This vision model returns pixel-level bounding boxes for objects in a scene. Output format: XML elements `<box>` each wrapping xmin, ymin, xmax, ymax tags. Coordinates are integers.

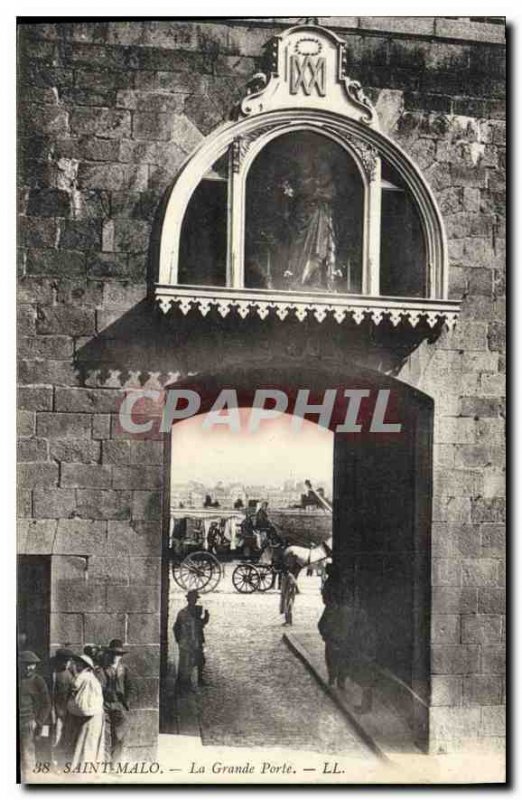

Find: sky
<box><xmin>170</xmin><ymin>409</ymin><xmax>333</xmax><ymax>487</ymax></box>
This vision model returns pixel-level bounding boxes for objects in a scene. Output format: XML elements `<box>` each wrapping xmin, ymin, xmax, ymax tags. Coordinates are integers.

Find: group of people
<box><xmin>318</xmin><ymin>564</ymin><xmax>376</xmax><ymax>712</ymax></box>
<box><xmin>18</xmin><ymin>638</ymin><xmax>136</xmax><ymax>777</ymax></box>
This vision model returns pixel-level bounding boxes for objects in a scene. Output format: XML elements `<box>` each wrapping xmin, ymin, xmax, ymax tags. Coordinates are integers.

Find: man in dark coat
<box><xmin>321</xmin><ymin>562</ymin><xmax>341</xmax><ymax>606</ymax></box>
<box><xmin>318</xmin><ymin>600</ymin><xmax>353</xmax><ymax>689</ymax></box>
<box><xmin>18</xmin><ymin>651</ymin><xmax>51</xmax><ymax>779</ymax></box>
<box><xmin>318</xmin><ymin>582</ymin><xmax>377</xmax><ymax>710</ymax></box>
<box><xmin>97</xmin><ymin>639</ymin><xmax>137</xmax><ymax>762</ymax></box>
<box><xmin>50</xmin><ymin>647</ymin><xmax>74</xmax><ymax>764</ymax></box>
<box><xmin>174</xmin><ymin>590</ymin><xmax>210</xmax><ymax>690</ymax></box>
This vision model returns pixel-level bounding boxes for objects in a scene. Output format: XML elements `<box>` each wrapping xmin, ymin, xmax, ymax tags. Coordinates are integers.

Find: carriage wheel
<box><xmin>173</xmin><ymin>552</ymin><xmax>219</xmax><ymax>593</ymax></box>
<box><xmin>232</xmin><ymin>564</ymin><xmax>260</xmax><ymax>594</ymax></box>
<box><xmin>256</xmin><ymin>565</ymin><xmax>275</xmax><ymax>592</ymax></box>
<box><xmin>200</xmin><ymin>553</ymin><xmax>222</xmax><ymax>593</ymax></box>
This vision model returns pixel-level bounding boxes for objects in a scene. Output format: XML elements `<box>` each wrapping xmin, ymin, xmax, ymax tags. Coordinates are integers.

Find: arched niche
<box><xmin>244</xmin><ymin>129</ymin><xmax>365</xmax><ymax>295</ymax></box>
<box><xmin>156</xmin><ymin>23</ymin><xmax>458</xmax><ymax>330</ymax></box>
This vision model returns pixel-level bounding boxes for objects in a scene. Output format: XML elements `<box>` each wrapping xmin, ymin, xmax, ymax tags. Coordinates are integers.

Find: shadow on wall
<box><xmin>74</xmin><ymin>299</ymin><xmax>440</xmax><ymax>389</ymax></box>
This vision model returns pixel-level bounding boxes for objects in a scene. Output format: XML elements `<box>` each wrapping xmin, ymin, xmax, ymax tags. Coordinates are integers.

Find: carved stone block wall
<box><xmin>17</xmin><ymin>18</ymin><xmax>505</xmax><ymax>756</ymax></box>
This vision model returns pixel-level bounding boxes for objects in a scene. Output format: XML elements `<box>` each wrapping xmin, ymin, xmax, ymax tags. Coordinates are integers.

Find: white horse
<box><xmin>282</xmin><ymin>483</ymin><xmax>333</xmax><ymax>576</ymax></box>
<box><xmin>284</xmin><ymin>539</ymin><xmax>332</xmax><ymax>576</ymax></box>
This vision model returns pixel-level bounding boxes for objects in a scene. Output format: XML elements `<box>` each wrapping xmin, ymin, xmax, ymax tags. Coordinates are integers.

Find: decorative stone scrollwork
<box><xmin>344</xmin><ymin>79</ymin><xmax>376</xmax><ymax>126</ymax></box>
<box><xmin>294</xmin><ymin>305</ymin><xmax>310</xmax><ymax>322</ymax></box>
<box><xmin>236</xmin><ymin>300</ymin><xmax>251</xmax><ymax>319</ymax></box>
<box><xmin>275</xmin><ymin>305</ymin><xmax>290</xmax><ymax>321</ymax></box>
<box><xmin>313</xmin><ymin>306</ymin><xmax>329</xmax><ymax>323</ymax></box>
<box><xmin>158</xmin><ymin>297</ymin><xmax>173</xmax><ymax>314</ymax></box>
<box><xmin>199</xmin><ymin>299</ymin><xmax>212</xmax><ymax>317</ymax></box>
<box><xmin>333</xmin><ymin>307</ymin><xmax>348</xmax><ymax>324</ymax></box>
<box><xmin>444</xmin><ymin>314</ymin><xmax>459</xmax><ymax>331</ymax></box>
<box><xmin>231</xmin><ymin>125</ymin><xmax>283</xmax><ymax>173</ymax></box>
<box><xmin>407</xmin><ymin>311</ymin><xmax>423</xmax><ymax>328</ymax></box>
<box><xmin>231</xmin><ymin>137</ymin><xmax>249</xmax><ymax>173</ymax></box>
<box><xmin>389</xmin><ymin>310</ymin><xmax>403</xmax><ymax>327</ymax></box>
<box><xmin>257</xmin><ymin>302</ymin><xmax>270</xmax><ymax>320</ymax></box>
<box><xmin>235</xmin><ymin>23</ymin><xmax>379</xmax><ymax>128</ymax></box>
<box><xmin>158</xmin><ymin>18</ymin><xmax>457</xmax><ymax>349</ymax></box>
<box><xmin>156</xmin><ymin>290</ymin><xmax>459</xmax><ymax>331</ymax></box>
<box><xmin>217</xmin><ymin>301</ymin><xmax>232</xmax><ymax>318</ymax></box>
<box><xmin>239</xmin><ymin>72</ymin><xmax>269</xmax><ymax>117</ymax></box>
<box><xmin>426</xmin><ymin>312</ymin><xmax>440</xmax><ymax>328</ymax></box>
<box><xmin>349</xmin><ymin>139</ymin><xmax>378</xmax><ymax>181</ymax></box>
<box><xmin>370</xmin><ymin>308</ymin><xmax>385</xmax><ymax>325</ymax></box>
<box><xmin>179</xmin><ymin>298</ymin><xmax>192</xmax><ymax>316</ymax></box>
<box><xmin>326</xmin><ymin>128</ymin><xmax>378</xmax><ymax>180</ymax></box>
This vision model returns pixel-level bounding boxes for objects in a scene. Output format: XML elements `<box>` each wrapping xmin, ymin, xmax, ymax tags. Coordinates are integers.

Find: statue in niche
<box><xmin>285</xmin><ymin>158</ymin><xmax>339</xmax><ymax>291</ymax></box>
<box><xmin>245</xmin><ymin>131</ymin><xmax>362</xmax><ymax>295</ymax></box>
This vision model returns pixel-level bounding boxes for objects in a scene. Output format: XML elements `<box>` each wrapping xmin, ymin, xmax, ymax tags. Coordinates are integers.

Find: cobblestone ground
<box><xmin>169</xmin><ymin>564</ymin><xmax>372</xmax><ymax>755</ymax></box>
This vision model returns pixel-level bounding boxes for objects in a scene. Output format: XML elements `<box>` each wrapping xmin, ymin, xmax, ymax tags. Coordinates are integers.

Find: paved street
<box><xmin>169</xmin><ymin>564</ymin><xmax>374</xmax><ymax>756</ymax></box>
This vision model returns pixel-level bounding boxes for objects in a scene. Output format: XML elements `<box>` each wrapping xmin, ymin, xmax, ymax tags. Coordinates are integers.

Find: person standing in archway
<box><xmin>318</xmin><ymin>596</ymin><xmax>352</xmax><ymax>689</ymax></box>
<box><xmin>280</xmin><ymin>566</ymin><xmax>299</xmax><ymax>626</ymax></box>
<box><xmin>346</xmin><ymin>591</ymin><xmax>377</xmax><ymax>713</ymax></box>
<box><xmin>174</xmin><ymin>590</ymin><xmax>210</xmax><ymax>690</ymax></box>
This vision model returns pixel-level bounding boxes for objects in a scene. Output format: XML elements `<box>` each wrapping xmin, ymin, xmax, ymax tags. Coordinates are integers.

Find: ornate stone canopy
<box><xmin>155</xmin><ymin>22</ymin><xmax>460</xmax><ymax>331</ymax></box>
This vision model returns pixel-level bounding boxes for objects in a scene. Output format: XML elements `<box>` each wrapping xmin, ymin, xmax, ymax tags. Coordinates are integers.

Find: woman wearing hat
<box><xmin>61</xmin><ymin>654</ymin><xmax>105</xmax><ymax>768</ymax></box>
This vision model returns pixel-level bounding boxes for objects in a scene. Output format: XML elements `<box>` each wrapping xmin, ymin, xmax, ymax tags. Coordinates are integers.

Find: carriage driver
<box><xmin>174</xmin><ymin>590</ymin><xmax>210</xmax><ymax>690</ymax></box>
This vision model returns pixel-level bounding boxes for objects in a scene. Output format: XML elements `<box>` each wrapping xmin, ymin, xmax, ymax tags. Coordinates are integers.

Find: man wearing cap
<box><xmin>173</xmin><ymin>590</ymin><xmax>210</xmax><ymax>691</ymax></box>
<box><xmin>18</xmin><ymin>651</ymin><xmax>51</xmax><ymax>778</ymax></box>
<box><xmin>97</xmin><ymin>639</ymin><xmax>136</xmax><ymax>762</ymax></box>
<box><xmin>50</xmin><ymin>647</ymin><xmax>74</xmax><ymax>761</ymax></box>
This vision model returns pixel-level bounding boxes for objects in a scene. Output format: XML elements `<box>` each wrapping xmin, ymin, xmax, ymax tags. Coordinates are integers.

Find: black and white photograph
<box><xmin>15</xmin><ymin>14</ymin><xmax>506</xmax><ymax>785</ymax></box>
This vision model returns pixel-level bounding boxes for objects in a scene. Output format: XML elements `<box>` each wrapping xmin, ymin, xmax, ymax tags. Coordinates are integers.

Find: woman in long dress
<box><xmin>61</xmin><ymin>654</ymin><xmax>105</xmax><ymax>767</ymax></box>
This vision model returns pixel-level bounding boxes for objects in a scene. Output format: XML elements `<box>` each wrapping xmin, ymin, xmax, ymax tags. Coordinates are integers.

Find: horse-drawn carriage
<box><xmin>169</xmin><ymin>491</ymin><xmax>332</xmax><ymax>594</ymax></box>
<box><xmin>169</xmin><ymin>507</ymin><xmax>285</xmax><ymax>594</ymax></box>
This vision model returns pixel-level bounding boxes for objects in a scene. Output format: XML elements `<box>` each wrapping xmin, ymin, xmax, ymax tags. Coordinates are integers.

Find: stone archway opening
<box><xmin>158</xmin><ymin>365</ymin><xmax>433</xmax><ymax>754</ymax></box>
